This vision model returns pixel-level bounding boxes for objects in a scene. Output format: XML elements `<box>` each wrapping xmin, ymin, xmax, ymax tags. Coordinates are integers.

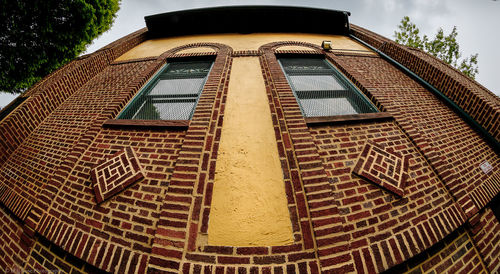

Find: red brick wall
<box><xmin>351</xmin><ymin>24</ymin><xmax>500</xmax><ymax>142</ymax></box>
<box><xmin>324</xmin><ymin>51</ymin><xmax>499</xmax><ymax>219</ymax></box>
<box><xmin>258</xmin><ymin>41</ymin><xmax>478</xmax><ymax>272</ymax></box>
<box><xmin>0</xmin><ymin>206</ymin><xmax>31</xmax><ymax>272</ymax></box>
<box><xmin>0</xmin><ymin>29</ymin><xmax>147</xmax><ymax>168</ymax></box>
<box><xmin>309</xmin><ymin>119</ymin><xmax>466</xmax><ymax>272</ymax></box>
<box><xmin>0</xmin><ymin>28</ymin><xmax>148</xmax><ymax>223</ymax></box>
<box><xmin>0</xmin><ymin>52</ymin><xmax>110</xmax><ymax>167</ymax></box>
<box><xmin>24</xmin><ymin>236</ymin><xmax>103</xmax><ymax>273</ymax></box>
<box><xmin>386</xmin><ymin>227</ymin><xmax>486</xmax><ymax>273</ymax></box>
<box><xmin>321</xmin><ymin>47</ymin><xmax>499</xmax><ymax>272</ymax></box>
<box><xmin>0</xmin><ymin>60</ymin><xmax>158</xmax><ymax>223</ymax></box>
<box><xmin>94</xmin><ymin>28</ymin><xmax>148</xmax><ymax>61</ymax></box>
<box><xmin>469</xmin><ymin>207</ymin><xmax>500</xmax><ymax>272</ymax></box>
<box><xmin>26</xmin><ymin>59</ymin><xmax>185</xmax><ymax>272</ymax></box>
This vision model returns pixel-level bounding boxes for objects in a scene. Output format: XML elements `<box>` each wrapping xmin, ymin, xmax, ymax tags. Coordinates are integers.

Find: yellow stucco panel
<box><xmin>116</xmin><ymin>33</ymin><xmax>375</xmax><ymax>60</ymax></box>
<box><xmin>207</xmin><ymin>57</ymin><xmax>294</xmax><ymax>246</ymax></box>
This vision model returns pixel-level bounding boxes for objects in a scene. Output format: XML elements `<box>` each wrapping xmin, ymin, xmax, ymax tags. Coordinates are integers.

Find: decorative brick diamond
<box><xmin>91</xmin><ymin>147</ymin><xmax>144</xmax><ymax>203</ymax></box>
<box><xmin>353</xmin><ymin>142</ymin><xmax>409</xmax><ymax>197</ymax></box>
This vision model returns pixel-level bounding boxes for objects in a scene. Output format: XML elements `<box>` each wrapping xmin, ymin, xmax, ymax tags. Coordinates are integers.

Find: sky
<box><xmin>1</xmin><ymin>0</ymin><xmax>499</xmax><ymax>108</ymax></box>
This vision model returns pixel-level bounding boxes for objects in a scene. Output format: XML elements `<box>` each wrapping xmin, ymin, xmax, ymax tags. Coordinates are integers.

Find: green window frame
<box><xmin>118</xmin><ymin>60</ymin><xmax>213</xmax><ymax>121</ymax></box>
<box><xmin>279</xmin><ymin>57</ymin><xmax>377</xmax><ymax>118</ymax></box>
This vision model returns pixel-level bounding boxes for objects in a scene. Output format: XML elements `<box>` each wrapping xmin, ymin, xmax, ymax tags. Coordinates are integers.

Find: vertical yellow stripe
<box><xmin>207</xmin><ymin>57</ymin><xmax>293</xmax><ymax>246</ymax></box>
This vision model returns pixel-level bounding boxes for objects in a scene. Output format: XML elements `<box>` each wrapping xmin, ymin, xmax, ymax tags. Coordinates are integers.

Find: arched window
<box><xmin>279</xmin><ymin>57</ymin><xmax>377</xmax><ymax>117</ymax></box>
<box><xmin>118</xmin><ymin>59</ymin><xmax>213</xmax><ymax>121</ymax></box>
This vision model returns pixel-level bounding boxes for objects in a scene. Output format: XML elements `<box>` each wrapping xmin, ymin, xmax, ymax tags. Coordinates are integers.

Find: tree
<box><xmin>394</xmin><ymin>16</ymin><xmax>478</xmax><ymax>79</ymax></box>
<box><xmin>0</xmin><ymin>0</ymin><xmax>120</xmax><ymax>94</ymax></box>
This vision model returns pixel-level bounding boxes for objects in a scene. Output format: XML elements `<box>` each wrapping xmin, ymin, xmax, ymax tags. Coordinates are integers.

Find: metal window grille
<box><xmin>118</xmin><ymin>61</ymin><xmax>213</xmax><ymax>120</ymax></box>
<box><xmin>279</xmin><ymin>58</ymin><xmax>378</xmax><ymax>117</ymax></box>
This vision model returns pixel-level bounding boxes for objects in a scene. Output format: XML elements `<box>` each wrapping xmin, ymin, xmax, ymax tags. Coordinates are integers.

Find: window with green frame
<box><xmin>118</xmin><ymin>60</ymin><xmax>213</xmax><ymax>121</ymax></box>
<box><xmin>279</xmin><ymin>57</ymin><xmax>377</xmax><ymax>117</ymax></box>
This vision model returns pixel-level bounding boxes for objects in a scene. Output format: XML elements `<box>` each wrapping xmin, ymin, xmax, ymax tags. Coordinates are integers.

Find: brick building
<box><xmin>0</xmin><ymin>6</ymin><xmax>499</xmax><ymax>273</ymax></box>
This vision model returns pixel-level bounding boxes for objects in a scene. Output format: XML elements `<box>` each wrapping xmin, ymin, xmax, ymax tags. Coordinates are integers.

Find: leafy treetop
<box><xmin>394</xmin><ymin>16</ymin><xmax>478</xmax><ymax>79</ymax></box>
<box><xmin>0</xmin><ymin>0</ymin><xmax>120</xmax><ymax>94</ymax></box>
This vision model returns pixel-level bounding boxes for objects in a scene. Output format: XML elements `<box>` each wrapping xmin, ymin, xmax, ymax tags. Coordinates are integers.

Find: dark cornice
<box><xmin>145</xmin><ymin>6</ymin><xmax>351</xmax><ymax>38</ymax></box>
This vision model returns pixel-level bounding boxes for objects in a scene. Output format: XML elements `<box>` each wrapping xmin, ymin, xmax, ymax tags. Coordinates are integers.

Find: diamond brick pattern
<box><xmin>91</xmin><ymin>147</ymin><xmax>144</xmax><ymax>203</ymax></box>
<box><xmin>353</xmin><ymin>142</ymin><xmax>408</xmax><ymax>196</ymax></box>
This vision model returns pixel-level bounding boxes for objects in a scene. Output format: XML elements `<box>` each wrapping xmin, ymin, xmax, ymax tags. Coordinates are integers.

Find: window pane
<box><xmin>300</xmin><ymin>98</ymin><xmax>358</xmax><ymax>117</ymax></box>
<box><xmin>162</xmin><ymin>61</ymin><xmax>212</xmax><ymax>79</ymax></box>
<box><xmin>148</xmin><ymin>78</ymin><xmax>205</xmax><ymax>96</ymax></box>
<box><xmin>279</xmin><ymin>58</ymin><xmax>377</xmax><ymax>118</ymax></box>
<box><xmin>280</xmin><ymin>58</ymin><xmax>331</xmax><ymax>75</ymax></box>
<box><xmin>289</xmin><ymin>75</ymin><xmax>344</xmax><ymax>91</ymax></box>
<box><xmin>134</xmin><ymin>99</ymin><xmax>196</xmax><ymax>120</ymax></box>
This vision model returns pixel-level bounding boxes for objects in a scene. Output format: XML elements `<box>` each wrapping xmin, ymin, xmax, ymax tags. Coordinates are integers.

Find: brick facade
<box><xmin>0</xmin><ymin>19</ymin><xmax>499</xmax><ymax>274</ymax></box>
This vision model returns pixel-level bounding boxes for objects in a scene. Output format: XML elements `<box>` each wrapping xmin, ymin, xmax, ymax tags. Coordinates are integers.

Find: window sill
<box><xmin>103</xmin><ymin>119</ymin><xmax>190</xmax><ymax>129</ymax></box>
<box><xmin>305</xmin><ymin>112</ymin><xmax>393</xmax><ymax>125</ymax></box>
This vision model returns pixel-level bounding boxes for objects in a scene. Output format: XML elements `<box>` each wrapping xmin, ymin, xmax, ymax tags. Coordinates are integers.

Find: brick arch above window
<box><xmin>173</xmin><ymin>47</ymin><xmax>217</xmax><ymax>55</ymax></box>
<box><xmin>159</xmin><ymin>42</ymin><xmax>232</xmax><ymax>59</ymax></box>
<box><xmin>259</xmin><ymin>40</ymin><xmax>323</xmax><ymax>52</ymax></box>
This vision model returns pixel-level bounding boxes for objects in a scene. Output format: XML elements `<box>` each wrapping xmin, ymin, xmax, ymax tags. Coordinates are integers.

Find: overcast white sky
<box><xmin>1</xmin><ymin>0</ymin><xmax>499</xmax><ymax>108</ymax></box>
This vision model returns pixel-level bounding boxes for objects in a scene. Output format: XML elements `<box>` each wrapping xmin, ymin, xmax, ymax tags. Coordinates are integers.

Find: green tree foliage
<box><xmin>394</xmin><ymin>16</ymin><xmax>478</xmax><ymax>79</ymax></box>
<box><xmin>0</xmin><ymin>0</ymin><xmax>120</xmax><ymax>94</ymax></box>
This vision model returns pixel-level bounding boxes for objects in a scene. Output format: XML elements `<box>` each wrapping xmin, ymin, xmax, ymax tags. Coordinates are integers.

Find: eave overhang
<box><xmin>145</xmin><ymin>6</ymin><xmax>351</xmax><ymax>38</ymax></box>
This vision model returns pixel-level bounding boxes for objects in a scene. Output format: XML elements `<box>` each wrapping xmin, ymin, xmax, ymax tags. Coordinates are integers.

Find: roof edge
<box><xmin>145</xmin><ymin>6</ymin><xmax>351</xmax><ymax>38</ymax></box>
